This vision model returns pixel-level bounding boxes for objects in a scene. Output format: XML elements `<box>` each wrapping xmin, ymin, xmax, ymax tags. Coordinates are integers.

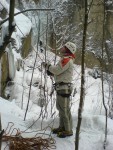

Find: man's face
<box><xmin>60</xmin><ymin>46</ymin><xmax>67</xmax><ymax>55</ymax></box>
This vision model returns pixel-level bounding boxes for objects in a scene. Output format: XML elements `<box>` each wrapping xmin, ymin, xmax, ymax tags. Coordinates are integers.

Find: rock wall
<box><xmin>0</xmin><ymin>30</ymin><xmax>32</xmax><ymax>97</ymax></box>
<box><xmin>0</xmin><ymin>1</ymin><xmax>32</xmax><ymax>98</ymax></box>
<box><xmin>21</xmin><ymin>29</ymin><xmax>32</xmax><ymax>58</ymax></box>
<box><xmin>74</xmin><ymin>50</ymin><xmax>100</xmax><ymax>68</ymax></box>
<box><xmin>1</xmin><ymin>53</ymin><xmax>9</xmax><ymax>97</ymax></box>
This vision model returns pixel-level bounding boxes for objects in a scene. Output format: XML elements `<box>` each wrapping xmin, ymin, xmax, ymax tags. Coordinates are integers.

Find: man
<box><xmin>42</xmin><ymin>42</ymin><xmax>76</xmax><ymax>138</ymax></box>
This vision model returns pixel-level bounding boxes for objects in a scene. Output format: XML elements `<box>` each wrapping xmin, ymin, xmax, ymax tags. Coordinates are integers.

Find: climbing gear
<box><xmin>57</xmin><ymin>130</ymin><xmax>73</xmax><ymax>138</ymax></box>
<box><xmin>53</xmin><ymin>82</ymin><xmax>72</xmax><ymax>97</ymax></box>
<box><xmin>3</xmin><ymin>122</ymin><xmax>56</xmax><ymax>150</ymax></box>
<box><xmin>57</xmin><ymin>89</ymin><xmax>72</xmax><ymax>97</ymax></box>
<box><xmin>54</xmin><ymin>82</ymin><xmax>72</xmax><ymax>87</ymax></box>
<box><xmin>52</xmin><ymin>127</ymin><xmax>65</xmax><ymax>134</ymax></box>
<box><xmin>65</xmin><ymin>42</ymin><xmax>76</xmax><ymax>54</ymax></box>
<box><xmin>53</xmin><ymin>82</ymin><xmax>72</xmax><ymax>89</ymax></box>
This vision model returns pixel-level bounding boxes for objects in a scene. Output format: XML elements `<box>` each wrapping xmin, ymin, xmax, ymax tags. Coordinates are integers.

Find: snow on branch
<box><xmin>0</xmin><ymin>8</ymin><xmax>55</xmax><ymax>26</ymax></box>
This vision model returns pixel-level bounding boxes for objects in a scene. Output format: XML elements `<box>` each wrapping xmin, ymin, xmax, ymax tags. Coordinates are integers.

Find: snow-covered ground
<box><xmin>0</xmin><ymin>50</ymin><xmax>113</xmax><ymax>150</ymax></box>
<box><xmin>0</xmin><ymin>0</ymin><xmax>113</xmax><ymax>149</ymax></box>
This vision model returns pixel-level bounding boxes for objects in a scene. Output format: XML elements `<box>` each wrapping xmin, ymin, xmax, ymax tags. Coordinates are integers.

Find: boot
<box><xmin>57</xmin><ymin>130</ymin><xmax>73</xmax><ymax>138</ymax></box>
<box><xmin>52</xmin><ymin>127</ymin><xmax>65</xmax><ymax>134</ymax></box>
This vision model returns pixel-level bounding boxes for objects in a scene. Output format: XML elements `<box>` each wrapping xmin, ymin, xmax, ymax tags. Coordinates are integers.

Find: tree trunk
<box><xmin>101</xmin><ymin>1</ymin><xmax>108</xmax><ymax>149</ymax></box>
<box><xmin>0</xmin><ymin>0</ymin><xmax>15</xmax><ymax>59</ymax></box>
<box><xmin>75</xmin><ymin>0</ymin><xmax>88</xmax><ymax>150</ymax></box>
<box><xmin>0</xmin><ymin>114</ymin><xmax>1</xmax><ymax>150</ymax></box>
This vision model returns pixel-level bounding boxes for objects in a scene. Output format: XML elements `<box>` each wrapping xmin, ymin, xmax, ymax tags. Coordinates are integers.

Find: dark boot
<box><xmin>52</xmin><ymin>127</ymin><xmax>65</xmax><ymax>134</ymax></box>
<box><xmin>57</xmin><ymin>130</ymin><xmax>73</xmax><ymax>138</ymax></box>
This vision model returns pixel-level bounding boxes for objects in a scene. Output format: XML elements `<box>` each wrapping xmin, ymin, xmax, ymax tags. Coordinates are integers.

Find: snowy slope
<box><xmin>0</xmin><ymin>50</ymin><xmax>113</xmax><ymax>150</ymax></box>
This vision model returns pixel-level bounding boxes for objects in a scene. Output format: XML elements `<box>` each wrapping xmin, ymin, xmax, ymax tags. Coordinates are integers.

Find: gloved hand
<box><xmin>47</xmin><ymin>70</ymin><xmax>53</xmax><ymax>76</ymax></box>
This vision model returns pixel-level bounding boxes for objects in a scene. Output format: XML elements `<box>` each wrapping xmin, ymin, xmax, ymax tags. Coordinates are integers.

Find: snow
<box><xmin>0</xmin><ymin>0</ymin><xmax>113</xmax><ymax>150</ymax></box>
<box><xmin>13</xmin><ymin>9</ymin><xmax>32</xmax><ymax>37</ymax></box>
<box><xmin>12</xmin><ymin>8</ymin><xmax>32</xmax><ymax>50</ymax></box>
<box><xmin>0</xmin><ymin>0</ymin><xmax>9</xmax><ymax>12</ymax></box>
<box><xmin>0</xmin><ymin>0</ymin><xmax>32</xmax><ymax>49</ymax></box>
<box><xmin>106</xmin><ymin>0</ymin><xmax>113</xmax><ymax>5</ymax></box>
<box><xmin>0</xmin><ymin>50</ymin><xmax>113</xmax><ymax>150</ymax></box>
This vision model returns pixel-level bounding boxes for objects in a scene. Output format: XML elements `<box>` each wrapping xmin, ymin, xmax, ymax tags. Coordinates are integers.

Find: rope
<box><xmin>2</xmin><ymin>122</ymin><xmax>56</xmax><ymax>150</ymax></box>
<box><xmin>3</xmin><ymin>136</ymin><xmax>56</xmax><ymax>150</ymax></box>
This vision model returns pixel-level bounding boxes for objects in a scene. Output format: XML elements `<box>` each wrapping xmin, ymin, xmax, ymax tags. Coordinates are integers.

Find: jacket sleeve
<box><xmin>48</xmin><ymin>60</ymin><xmax>70</xmax><ymax>75</ymax></box>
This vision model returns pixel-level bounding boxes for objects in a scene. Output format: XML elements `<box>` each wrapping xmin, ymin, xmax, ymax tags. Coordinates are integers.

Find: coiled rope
<box><xmin>3</xmin><ymin>136</ymin><xmax>56</xmax><ymax>150</ymax></box>
<box><xmin>2</xmin><ymin>122</ymin><xmax>56</xmax><ymax>150</ymax></box>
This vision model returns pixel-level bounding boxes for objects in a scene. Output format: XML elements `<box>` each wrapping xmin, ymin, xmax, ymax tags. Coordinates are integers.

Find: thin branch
<box><xmin>0</xmin><ymin>8</ymin><xmax>55</xmax><ymax>26</ymax></box>
<box><xmin>24</xmin><ymin>8</ymin><xmax>42</xmax><ymax>121</ymax></box>
<box><xmin>101</xmin><ymin>1</ymin><xmax>108</xmax><ymax>149</ymax></box>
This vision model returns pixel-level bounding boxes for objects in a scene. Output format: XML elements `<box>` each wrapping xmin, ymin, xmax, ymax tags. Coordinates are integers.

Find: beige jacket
<box><xmin>47</xmin><ymin>56</ymin><xmax>74</xmax><ymax>90</ymax></box>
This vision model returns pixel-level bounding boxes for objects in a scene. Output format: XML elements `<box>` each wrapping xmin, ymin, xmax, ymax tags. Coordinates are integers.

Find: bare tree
<box><xmin>0</xmin><ymin>0</ymin><xmax>15</xmax><ymax>59</ymax></box>
<box><xmin>0</xmin><ymin>0</ymin><xmax>15</xmax><ymax>147</ymax></box>
<box><xmin>75</xmin><ymin>0</ymin><xmax>88</xmax><ymax>149</ymax></box>
<box><xmin>101</xmin><ymin>0</ymin><xmax>108</xmax><ymax>149</ymax></box>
